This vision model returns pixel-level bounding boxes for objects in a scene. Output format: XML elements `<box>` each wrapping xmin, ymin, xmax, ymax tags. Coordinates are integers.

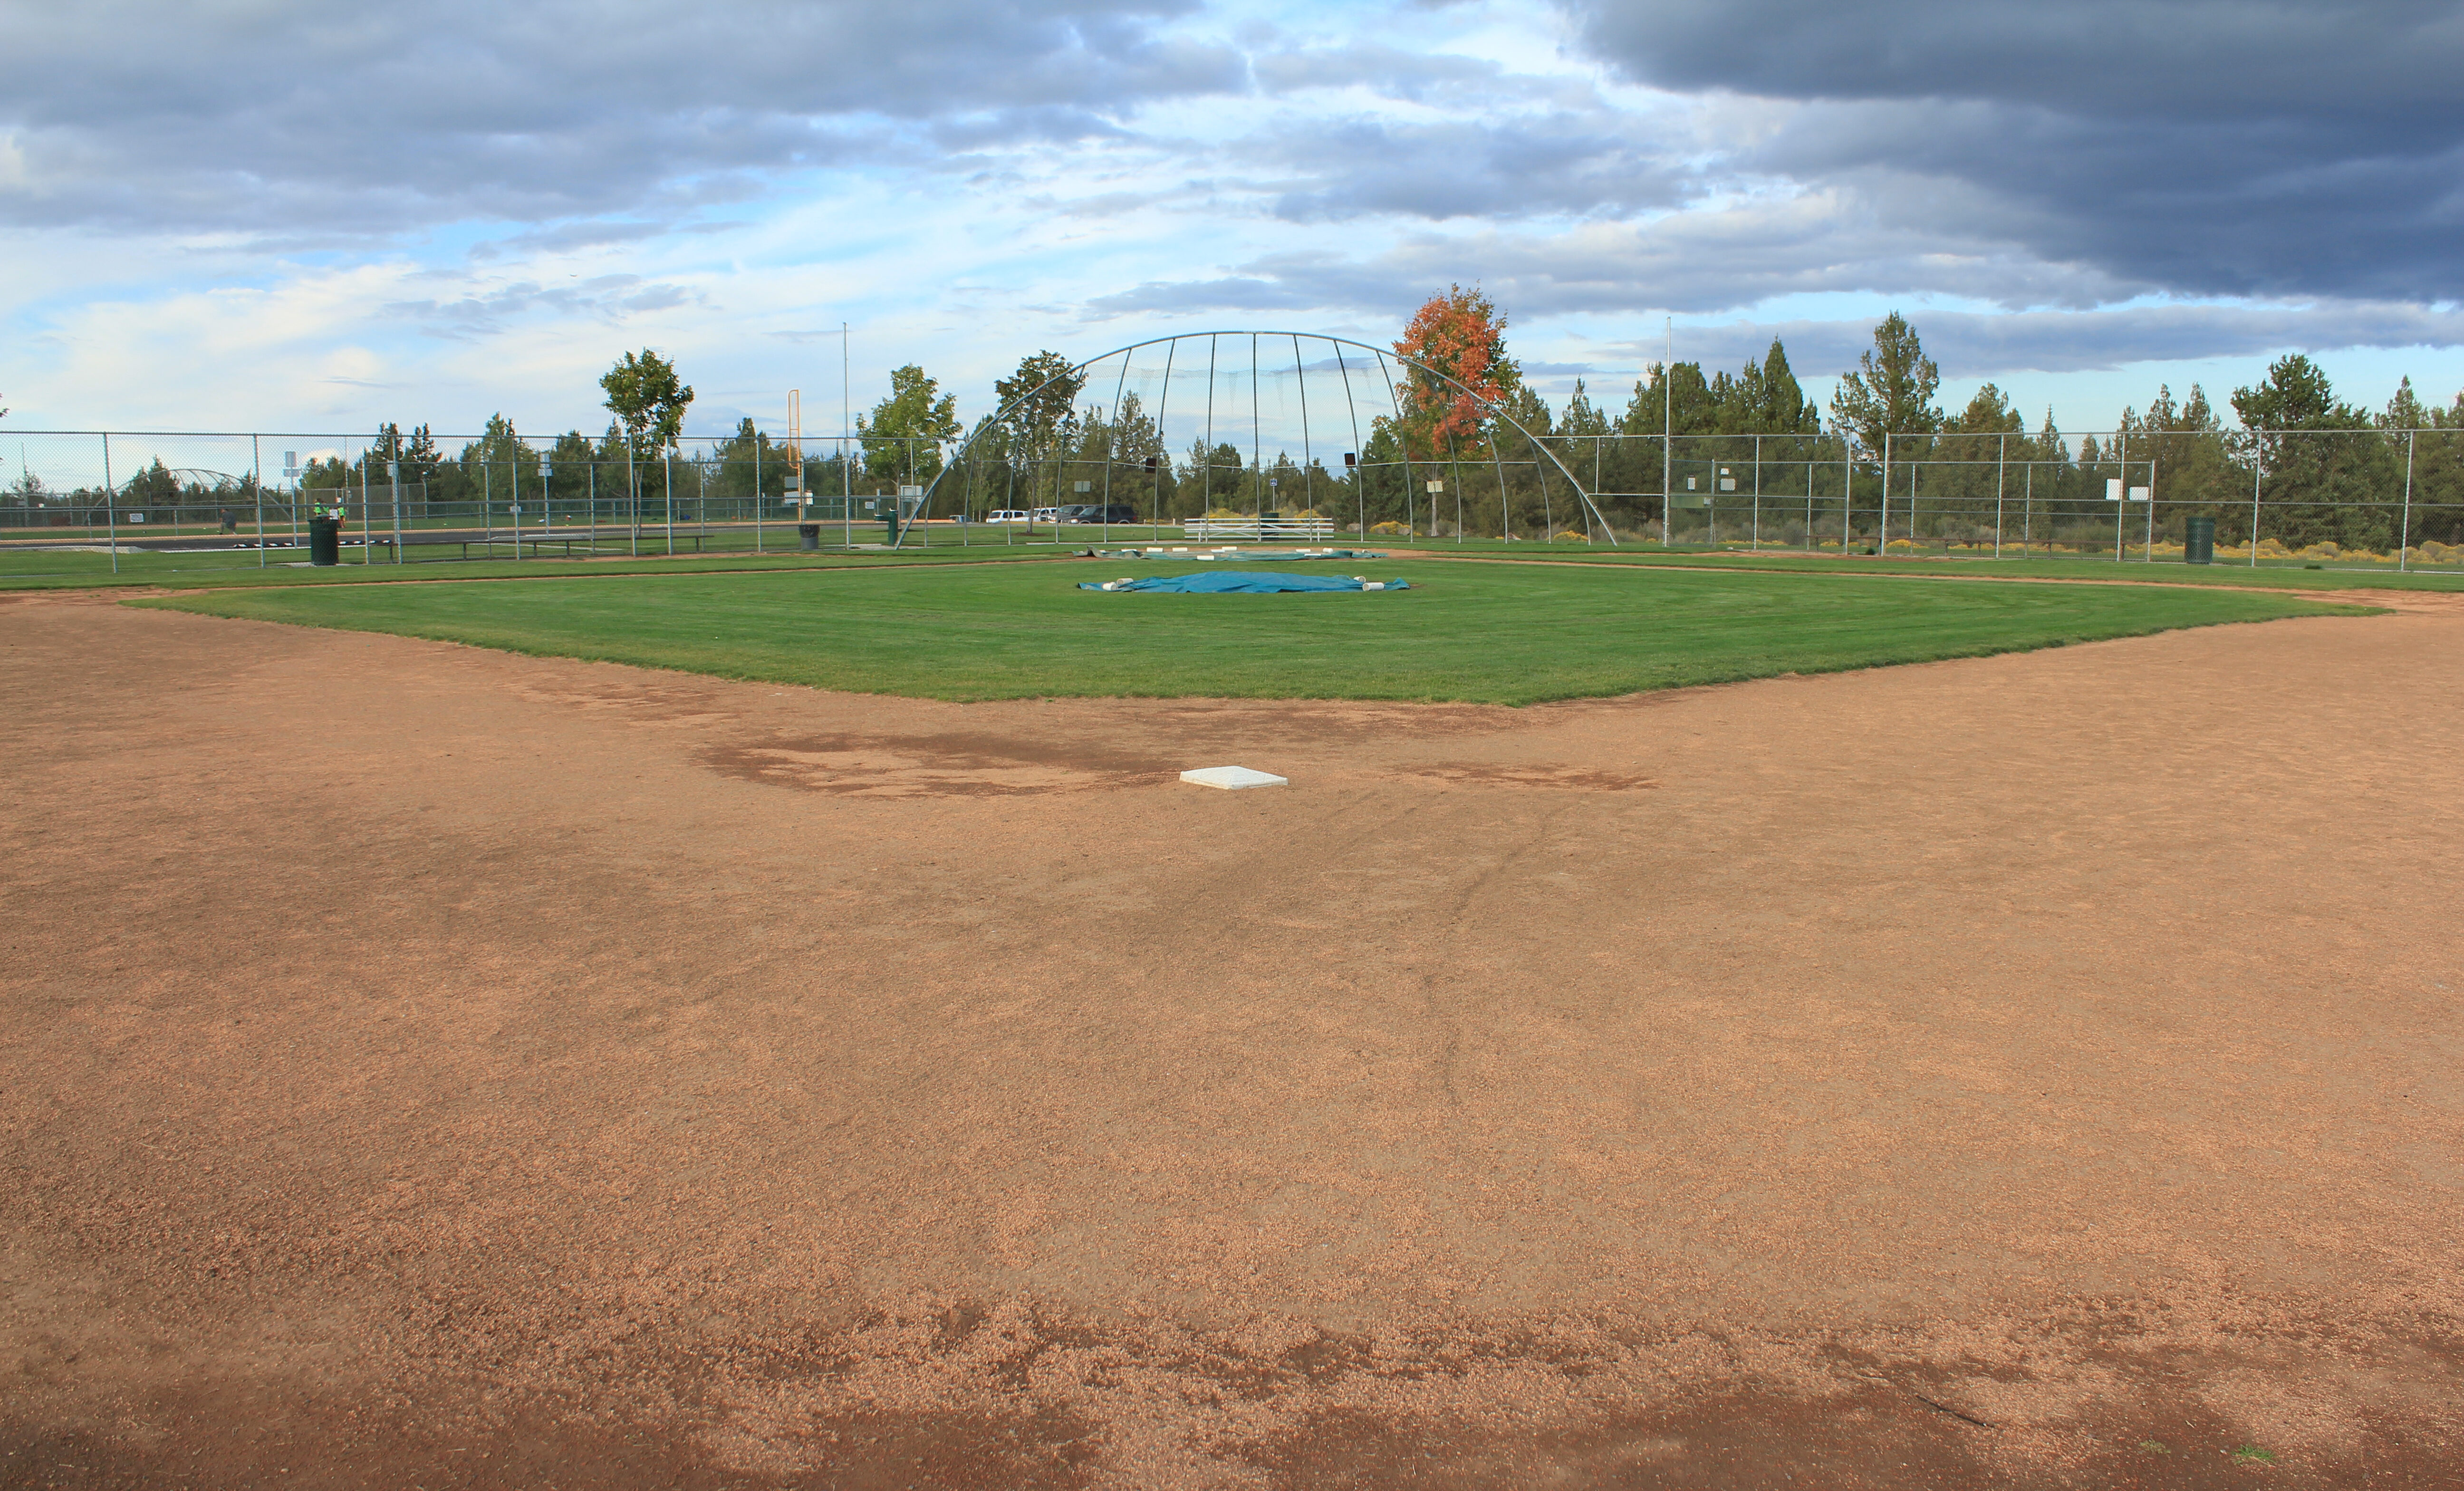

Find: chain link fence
<box><xmin>8</xmin><ymin>425</ymin><xmax>2459</xmax><ymax>572</ymax></box>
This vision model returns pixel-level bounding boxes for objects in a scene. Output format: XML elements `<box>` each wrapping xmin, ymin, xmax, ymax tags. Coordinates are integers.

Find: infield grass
<box><xmin>143</xmin><ymin>559</ymin><xmax>2368</xmax><ymax>705</ymax></box>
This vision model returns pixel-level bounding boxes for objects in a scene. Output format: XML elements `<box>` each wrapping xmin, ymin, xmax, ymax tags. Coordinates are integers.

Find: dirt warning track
<box><xmin>2</xmin><ymin>593</ymin><xmax>2458</xmax><ymax>1488</ymax></box>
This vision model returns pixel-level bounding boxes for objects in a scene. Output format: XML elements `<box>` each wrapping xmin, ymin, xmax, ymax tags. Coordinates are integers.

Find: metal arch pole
<box><xmin>1250</xmin><ymin>332</ymin><xmax>1262</xmax><ymax>524</ymax></box>
<box><xmin>1482</xmin><ymin>397</ymin><xmax>1513</xmax><ymax>543</ymax></box>
<box><xmin>1153</xmin><ymin>338</ymin><xmax>1175</xmax><ymax>540</ymax></box>
<box><xmin>2400</xmin><ymin>428</ymin><xmax>2416</xmax><ymax>572</ymax></box>
<box><xmin>1204</xmin><ymin>334</ymin><xmax>1218</xmax><ymax>522</ymax></box>
<box><xmin>1373</xmin><ymin>350</ymin><xmax>1416</xmax><ymax>542</ymax></box>
<box><xmin>1291</xmin><ymin>334</ymin><xmax>1315</xmax><ymax>528</ymax></box>
<box><xmin>1103</xmin><ymin>349</ymin><xmax>1131</xmax><ymax>545</ymax></box>
<box><xmin>1332</xmin><ymin>340</ymin><xmax>1366</xmax><ymax>540</ymax></box>
<box><xmin>1439</xmin><ymin>424</ymin><xmax>1458</xmax><ymax>540</ymax></box>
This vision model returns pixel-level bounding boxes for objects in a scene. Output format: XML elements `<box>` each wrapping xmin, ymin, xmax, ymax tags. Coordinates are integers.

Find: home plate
<box><xmin>1180</xmin><ymin>765</ymin><xmax>1288</xmax><ymax>790</ymax></box>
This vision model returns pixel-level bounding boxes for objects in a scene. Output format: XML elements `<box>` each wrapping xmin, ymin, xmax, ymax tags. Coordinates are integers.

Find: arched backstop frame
<box><xmin>902</xmin><ymin>331</ymin><xmax>1619</xmax><ymax>548</ymax></box>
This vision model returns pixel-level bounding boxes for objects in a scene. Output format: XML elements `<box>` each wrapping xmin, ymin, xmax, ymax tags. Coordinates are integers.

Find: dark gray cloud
<box><xmin>1253</xmin><ymin>117</ymin><xmax>1686</xmax><ymax>222</ymax></box>
<box><xmin>1558</xmin><ymin>0</ymin><xmax>2464</xmax><ymax>301</ymax></box>
<box><xmin>1578</xmin><ymin>302</ymin><xmax>2464</xmax><ymax>387</ymax></box>
<box><xmin>0</xmin><ymin>0</ymin><xmax>1242</xmax><ymax>234</ymax></box>
<box><xmin>1087</xmin><ymin>200</ymin><xmax>2141</xmax><ymax>322</ymax></box>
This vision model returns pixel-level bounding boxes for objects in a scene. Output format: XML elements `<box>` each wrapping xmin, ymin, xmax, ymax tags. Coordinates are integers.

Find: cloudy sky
<box><xmin>6</xmin><ymin>0</ymin><xmax>2462</xmax><ymax>438</ymax></box>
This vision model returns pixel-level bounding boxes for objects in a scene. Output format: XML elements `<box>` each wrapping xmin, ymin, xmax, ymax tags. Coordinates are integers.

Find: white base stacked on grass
<box><xmin>1179</xmin><ymin>766</ymin><xmax>1289</xmax><ymax>790</ymax></box>
<box><xmin>1182</xmin><ymin>518</ymin><xmax>1337</xmax><ymax>541</ymax></box>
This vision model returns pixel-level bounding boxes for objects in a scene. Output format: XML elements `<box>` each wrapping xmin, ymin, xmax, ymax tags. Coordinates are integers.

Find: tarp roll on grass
<box><xmin>1081</xmin><ymin>571</ymin><xmax>1411</xmax><ymax>593</ymax></box>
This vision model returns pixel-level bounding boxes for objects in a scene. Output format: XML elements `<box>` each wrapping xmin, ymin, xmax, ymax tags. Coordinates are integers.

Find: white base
<box><xmin>1180</xmin><ymin>765</ymin><xmax>1288</xmax><ymax>790</ymax></box>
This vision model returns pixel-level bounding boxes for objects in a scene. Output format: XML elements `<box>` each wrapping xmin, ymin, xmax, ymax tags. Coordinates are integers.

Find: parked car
<box><xmin>985</xmin><ymin>509</ymin><xmax>1030</xmax><ymax>523</ymax></box>
<box><xmin>1058</xmin><ymin>504</ymin><xmax>1142</xmax><ymax>523</ymax></box>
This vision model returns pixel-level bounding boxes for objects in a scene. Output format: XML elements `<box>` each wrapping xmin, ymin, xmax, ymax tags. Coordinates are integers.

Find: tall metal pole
<box><xmin>253</xmin><ymin>434</ymin><xmax>265</xmax><ymax>568</ymax></box>
<box><xmin>843</xmin><ymin>323</ymin><xmax>852</xmax><ymax>549</ymax></box>
<box><xmin>510</xmin><ymin>447</ymin><xmax>520</xmax><ymax>558</ymax></box>
<box><xmin>664</xmin><ymin>445</ymin><xmax>676</xmax><ymax>555</ymax></box>
<box><xmin>754</xmin><ymin>427</ymin><xmax>763</xmax><ymax>553</ymax></box>
<box><xmin>1751</xmin><ymin>433</ymin><xmax>1761</xmax><ymax>549</ymax></box>
<box><xmin>2249</xmin><ymin>430</ymin><xmax>2262</xmax><ymax>568</ymax></box>
<box><xmin>2400</xmin><ymin>428</ymin><xmax>2416</xmax><ymax>572</ymax></box>
<box><xmin>390</xmin><ymin>459</ymin><xmax>403</xmax><ymax>564</ymax></box>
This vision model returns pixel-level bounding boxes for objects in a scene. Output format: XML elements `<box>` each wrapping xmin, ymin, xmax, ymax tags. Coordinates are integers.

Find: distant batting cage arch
<box><xmin>903</xmin><ymin>331</ymin><xmax>1617</xmax><ymax>548</ymax></box>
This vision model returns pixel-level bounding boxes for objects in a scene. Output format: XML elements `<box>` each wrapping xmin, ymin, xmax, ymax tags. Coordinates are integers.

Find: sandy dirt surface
<box><xmin>2</xmin><ymin>587</ymin><xmax>2459</xmax><ymax>1489</ymax></box>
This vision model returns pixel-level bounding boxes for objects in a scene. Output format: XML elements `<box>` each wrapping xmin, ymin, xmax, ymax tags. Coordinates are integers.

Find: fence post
<box><xmin>1879</xmin><ymin>433</ymin><xmax>1889</xmax><ymax>555</ymax></box>
<box><xmin>1994</xmin><ymin>433</ymin><xmax>2006</xmax><ymax>560</ymax></box>
<box><xmin>2113</xmin><ymin>429</ymin><xmax>2126</xmax><ymax>563</ymax></box>
<box><xmin>253</xmin><ymin>434</ymin><xmax>266</xmax><ymax>568</ymax></box>
<box><xmin>1751</xmin><ymin>433</ymin><xmax>1761</xmax><ymax>549</ymax></box>
<box><xmin>2249</xmin><ymin>431</ymin><xmax>2263</xmax><ymax>567</ymax></box>
<box><xmin>2023</xmin><ymin>461</ymin><xmax>2033</xmax><ymax>554</ymax></box>
<box><xmin>2399</xmin><ymin>428</ymin><xmax>2416</xmax><ymax>573</ymax></box>
<box><xmin>102</xmin><ymin>434</ymin><xmax>116</xmax><ymax>574</ymax></box>
<box><xmin>2144</xmin><ymin>456</ymin><xmax>2156</xmax><ymax>561</ymax></box>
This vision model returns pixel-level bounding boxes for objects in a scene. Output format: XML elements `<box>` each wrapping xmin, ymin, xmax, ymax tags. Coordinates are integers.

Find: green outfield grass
<box><xmin>140</xmin><ymin>558</ymin><xmax>2371</xmax><ymax>706</ymax></box>
<box><xmin>12</xmin><ymin>526</ymin><xmax>2462</xmax><ymax>595</ymax></box>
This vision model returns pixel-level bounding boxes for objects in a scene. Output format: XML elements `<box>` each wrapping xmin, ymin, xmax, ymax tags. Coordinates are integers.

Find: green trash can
<box><xmin>2185</xmin><ymin>514</ymin><xmax>2216</xmax><ymax>565</ymax></box>
<box><xmin>308</xmin><ymin>514</ymin><xmax>341</xmax><ymax>566</ymax></box>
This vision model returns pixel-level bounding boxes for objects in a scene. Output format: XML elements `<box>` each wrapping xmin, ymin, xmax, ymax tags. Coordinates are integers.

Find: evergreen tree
<box><xmin>1830</xmin><ymin>312</ymin><xmax>1942</xmax><ymax>453</ymax></box>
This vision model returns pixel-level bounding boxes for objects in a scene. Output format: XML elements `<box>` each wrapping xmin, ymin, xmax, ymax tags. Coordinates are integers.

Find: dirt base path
<box><xmin>2</xmin><ymin>596</ymin><xmax>2458</xmax><ymax>1488</ymax></box>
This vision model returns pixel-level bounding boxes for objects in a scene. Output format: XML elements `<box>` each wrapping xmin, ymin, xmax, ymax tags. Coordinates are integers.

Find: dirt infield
<box><xmin>2</xmin><ymin>590</ymin><xmax>2459</xmax><ymax>1489</ymax></box>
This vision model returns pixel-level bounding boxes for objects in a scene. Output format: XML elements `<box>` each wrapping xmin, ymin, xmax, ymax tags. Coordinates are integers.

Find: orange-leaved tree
<box><xmin>1390</xmin><ymin>284</ymin><xmax>1520</xmax><ymax>460</ymax></box>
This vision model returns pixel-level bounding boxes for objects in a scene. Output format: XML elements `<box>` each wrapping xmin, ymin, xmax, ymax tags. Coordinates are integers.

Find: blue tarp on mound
<box><xmin>1079</xmin><ymin>570</ymin><xmax>1409</xmax><ymax>593</ymax></box>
